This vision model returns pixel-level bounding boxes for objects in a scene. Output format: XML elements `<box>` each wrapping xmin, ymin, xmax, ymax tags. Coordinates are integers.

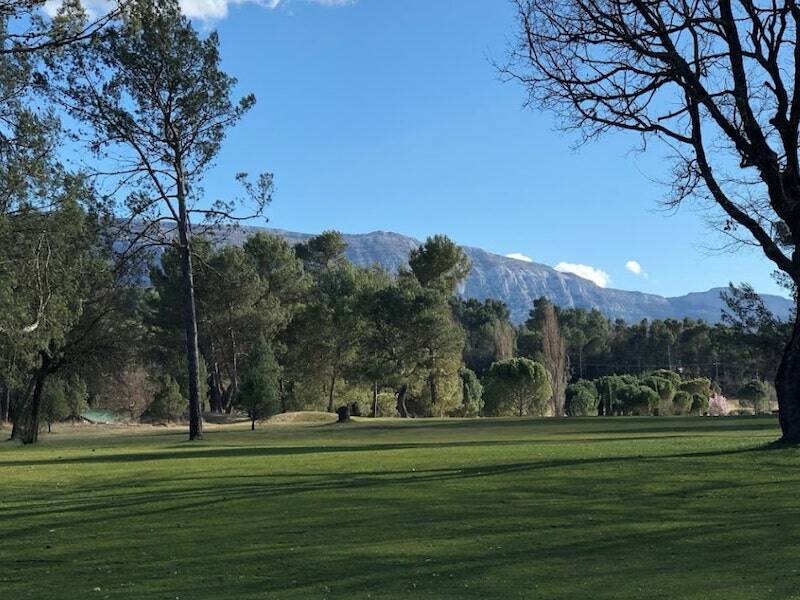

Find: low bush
<box><xmin>146</xmin><ymin>375</ymin><xmax>185</xmax><ymax>421</ymax></box>
<box><xmin>690</xmin><ymin>393</ymin><xmax>709</xmax><ymax>416</ymax></box>
<box><xmin>672</xmin><ymin>390</ymin><xmax>693</xmax><ymax>415</ymax></box>
<box><xmin>565</xmin><ymin>380</ymin><xmax>599</xmax><ymax>416</ymax></box>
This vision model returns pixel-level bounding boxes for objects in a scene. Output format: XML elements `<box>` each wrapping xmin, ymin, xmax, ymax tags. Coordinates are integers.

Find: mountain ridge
<box><xmin>225</xmin><ymin>225</ymin><xmax>793</xmax><ymax>324</ymax></box>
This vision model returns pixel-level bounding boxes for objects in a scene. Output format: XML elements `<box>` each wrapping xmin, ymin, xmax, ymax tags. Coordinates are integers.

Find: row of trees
<box><xmin>10</xmin><ymin>215</ymin><xmax>786</xmax><ymax>430</ymax></box>
<box><xmin>1</xmin><ymin>1</ymin><xmax>794</xmax><ymax>442</ymax></box>
<box><xmin>520</xmin><ymin>288</ymin><xmax>790</xmax><ymax>397</ymax></box>
<box><xmin>2</xmin><ymin>206</ymin><xmax>788</xmax><ymax>434</ymax></box>
<box><xmin>564</xmin><ymin>371</ymin><xmax>715</xmax><ymax>418</ymax></box>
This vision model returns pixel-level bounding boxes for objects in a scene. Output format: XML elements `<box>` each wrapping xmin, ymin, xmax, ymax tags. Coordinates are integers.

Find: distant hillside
<box><xmin>224</xmin><ymin>226</ymin><xmax>794</xmax><ymax>324</ymax></box>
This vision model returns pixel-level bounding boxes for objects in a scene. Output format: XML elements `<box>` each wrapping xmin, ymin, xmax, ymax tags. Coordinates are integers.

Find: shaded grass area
<box><xmin>1</xmin><ymin>416</ymin><xmax>797</xmax><ymax>599</ymax></box>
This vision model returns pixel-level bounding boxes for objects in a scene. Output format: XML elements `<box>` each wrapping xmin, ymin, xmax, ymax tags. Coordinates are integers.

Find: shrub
<box><xmin>92</xmin><ymin>366</ymin><xmax>157</xmax><ymax>421</ymax></box>
<box><xmin>641</xmin><ymin>375</ymin><xmax>675</xmax><ymax>401</ymax></box>
<box><xmin>679</xmin><ymin>378</ymin><xmax>712</xmax><ymax>399</ymax></box>
<box><xmin>64</xmin><ymin>376</ymin><xmax>88</xmax><ymax>421</ymax></box>
<box><xmin>565</xmin><ymin>380</ymin><xmax>599</xmax><ymax>416</ymax></box>
<box><xmin>690</xmin><ymin>393</ymin><xmax>709</xmax><ymax>415</ymax></box>
<box><xmin>641</xmin><ymin>375</ymin><xmax>676</xmax><ymax>415</ymax></box>
<box><xmin>737</xmin><ymin>379</ymin><xmax>770</xmax><ymax>414</ymax></box>
<box><xmin>147</xmin><ymin>375</ymin><xmax>185</xmax><ymax>421</ymax></box>
<box><xmin>708</xmin><ymin>394</ymin><xmax>729</xmax><ymax>417</ymax></box>
<box><xmin>672</xmin><ymin>390</ymin><xmax>693</xmax><ymax>415</ymax></box>
<box><xmin>458</xmin><ymin>368</ymin><xmax>484</xmax><ymax>417</ymax></box>
<box><xmin>483</xmin><ymin>358</ymin><xmax>552</xmax><ymax>417</ymax></box>
<box><xmin>650</xmin><ymin>369</ymin><xmax>682</xmax><ymax>387</ymax></box>
<box><xmin>41</xmin><ymin>380</ymin><xmax>70</xmax><ymax>432</ymax></box>
<box><xmin>616</xmin><ymin>384</ymin><xmax>659</xmax><ymax>416</ymax></box>
<box><xmin>352</xmin><ymin>387</ymin><xmax>399</xmax><ymax>418</ymax></box>
<box><xmin>595</xmin><ymin>375</ymin><xmax>638</xmax><ymax>415</ymax></box>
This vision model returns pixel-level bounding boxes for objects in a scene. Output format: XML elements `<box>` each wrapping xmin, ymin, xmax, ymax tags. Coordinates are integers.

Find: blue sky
<box><xmin>161</xmin><ymin>0</ymin><xmax>782</xmax><ymax>298</ymax></box>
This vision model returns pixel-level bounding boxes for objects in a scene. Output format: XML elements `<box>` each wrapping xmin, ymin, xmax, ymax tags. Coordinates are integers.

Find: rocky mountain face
<box><xmin>228</xmin><ymin>226</ymin><xmax>794</xmax><ymax>324</ymax></box>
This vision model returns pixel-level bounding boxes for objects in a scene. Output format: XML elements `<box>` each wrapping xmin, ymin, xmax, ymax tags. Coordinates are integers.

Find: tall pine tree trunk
<box><xmin>177</xmin><ymin>183</ymin><xmax>203</xmax><ymax>441</ymax></box>
<box><xmin>0</xmin><ymin>381</ymin><xmax>9</xmax><ymax>423</ymax></box>
<box><xmin>429</xmin><ymin>351</ymin><xmax>438</xmax><ymax>415</ymax></box>
<box><xmin>207</xmin><ymin>341</ymin><xmax>225</xmax><ymax>413</ymax></box>
<box><xmin>327</xmin><ymin>372</ymin><xmax>337</xmax><ymax>413</ymax></box>
<box><xmin>225</xmin><ymin>317</ymin><xmax>240</xmax><ymax>412</ymax></box>
<box><xmin>776</xmin><ymin>296</ymin><xmax>800</xmax><ymax>442</ymax></box>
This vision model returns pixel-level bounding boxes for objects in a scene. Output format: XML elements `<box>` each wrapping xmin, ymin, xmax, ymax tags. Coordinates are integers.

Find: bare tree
<box><xmin>505</xmin><ymin>0</ymin><xmax>800</xmax><ymax>441</ymax></box>
<box><xmin>538</xmin><ymin>301</ymin><xmax>569</xmax><ymax>416</ymax></box>
<box><xmin>55</xmin><ymin>0</ymin><xmax>270</xmax><ymax>440</ymax></box>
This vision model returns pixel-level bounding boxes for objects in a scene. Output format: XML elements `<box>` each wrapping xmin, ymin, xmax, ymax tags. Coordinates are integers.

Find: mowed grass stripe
<box><xmin>0</xmin><ymin>416</ymin><xmax>796</xmax><ymax>599</ymax></box>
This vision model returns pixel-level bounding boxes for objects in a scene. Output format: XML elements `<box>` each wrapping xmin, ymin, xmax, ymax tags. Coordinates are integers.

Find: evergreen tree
<box><xmin>236</xmin><ymin>339</ymin><xmax>280</xmax><ymax>430</ymax></box>
<box><xmin>57</xmin><ymin>0</ymin><xmax>268</xmax><ymax>440</ymax></box>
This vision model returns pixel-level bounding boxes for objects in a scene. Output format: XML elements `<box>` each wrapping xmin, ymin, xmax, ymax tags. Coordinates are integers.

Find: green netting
<box><xmin>81</xmin><ymin>409</ymin><xmax>126</xmax><ymax>424</ymax></box>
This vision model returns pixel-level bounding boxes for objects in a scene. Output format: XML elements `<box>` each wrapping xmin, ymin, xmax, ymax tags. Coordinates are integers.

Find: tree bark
<box><xmin>279</xmin><ymin>378</ymin><xmax>287</xmax><ymax>413</ymax></box>
<box><xmin>11</xmin><ymin>352</ymin><xmax>52</xmax><ymax>444</ymax></box>
<box><xmin>776</xmin><ymin>299</ymin><xmax>800</xmax><ymax>442</ymax></box>
<box><xmin>429</xmin><ymin>351</ymin><xmax>438</xmax><ymax>415</ymax></box>
<box><xmin>209</xmin><ymin>363</ymin><xmax>225</xmax><ymax>413</ymax></box>
<box><xmin>207</xmin><ymin>341</ymin><xmax>225</xmax><ymax>413</ymax></box>
<box><xmin>372</xmin><ymin>381</ymin><xmax>379</xmax><ymax>418</ymax></box>
<box><xmin>226</xmin><ymin>322</ymin><xmax>240</xmax><ymax>412</ymax></box>
<box><xmin>177</xmin><ymin>190</ymin><xmax>203</xmax><ymax>441</ymax></box>
<box><xmin>396</xmin><ymin>384</ymin><xmax>409</xmax><ymax>418</ymax></box>
<box><xmin>327</xmin><ymin>372</ymin><xmax>337</xmax><ymax>413</ymax></box>
<box><xmin>0</xmin><ymin>381</ymin><xmax>9</xmax><ymax>423</ymax></box>
<box><xmin>251</xmin><ymin>416</ymin><xmax>256</xmax><ymax>431</ymax></box>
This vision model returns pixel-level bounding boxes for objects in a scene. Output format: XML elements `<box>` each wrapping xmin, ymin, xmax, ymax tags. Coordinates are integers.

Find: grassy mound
<box><xmin>267</xmin><ymin>410</ymin><xmax>338</xmax><ymax>424</ymax></box>
<box><xmin>0</xmin><ymin>416</ymin><xmax>790</xmax><ymax>599</ymax></box>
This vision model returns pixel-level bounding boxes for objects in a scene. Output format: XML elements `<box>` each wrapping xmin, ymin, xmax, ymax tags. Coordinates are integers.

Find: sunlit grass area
<box><xmin>1</xmin><ymin>416</ymin><xmax>796</xmax><ymax>599</ymax></box>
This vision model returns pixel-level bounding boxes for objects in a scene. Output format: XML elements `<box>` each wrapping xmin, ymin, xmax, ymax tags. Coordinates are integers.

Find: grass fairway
<box><xmin>1</xmin><ymin>416</ymin><xmax>798</xmax><ymax>599</ymax></box>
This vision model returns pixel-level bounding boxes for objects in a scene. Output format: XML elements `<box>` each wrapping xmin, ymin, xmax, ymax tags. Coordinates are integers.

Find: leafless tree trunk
<box><xmin>539</xmin><ymin>303</ymin><xmax>568</xmax><ymax>416</ymax></box>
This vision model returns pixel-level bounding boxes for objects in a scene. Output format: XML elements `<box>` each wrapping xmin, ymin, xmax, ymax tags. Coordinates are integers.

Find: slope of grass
<box><xmin>0</xmin><ymin>416</ymin><xmax>797</xmax><ymax>599</ymax></box>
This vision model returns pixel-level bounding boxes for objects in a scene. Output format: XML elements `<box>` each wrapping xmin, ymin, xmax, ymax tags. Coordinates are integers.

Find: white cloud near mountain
<box><xmin>44</xmin><ymin>0</ymin><xmax>353</xmax><ymax>21</ymax></box>
<box><xmin>555</xmin><ymin>262</ymin><xmax>610</xmax><ymax>288</ymax></box>
<box><xmin>506</xmin><ymin>252</ymin><xmax>533</xmax><ymax>263</ymax></box>
<box><xmin>625</xmin><ymin>260</ymin><xmax>648</xmax><ymax>278</ymax></box>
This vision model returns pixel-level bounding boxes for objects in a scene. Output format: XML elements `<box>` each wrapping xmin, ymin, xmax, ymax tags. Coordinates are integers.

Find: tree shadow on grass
<box><xmin>0</xmin><ymin>442</ymin><xmax>776</xmax><ymax>542</ymax></box>
<box><xmin>0</xmin><ymin>431</ymin><xmax>778</xmax><ymax>468</ymax></box>
<box><xmin>4</xmin><ymin>439</ymin><xmax>797</xmax><ymax>600</ymax></box>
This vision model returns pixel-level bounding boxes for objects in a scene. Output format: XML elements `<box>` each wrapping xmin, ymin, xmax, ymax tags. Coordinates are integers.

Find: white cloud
<box><xmin>625</xmin><ymin>260</ymin><xmax>642</xmax><ymax>275</ymax></box>
<box><xmin>625</xmin><ymin>260</ymin><xmax>648</xmax><ymax>278</ymax></box>
<box><xmin>506</xmin><ymin>252</ymin><xmax>533</xmax><ymax>263</ymax></box>
<box><xmin>555</xmin><ymin>262</ymin><xmax>610</xmax><ymax>288</ymax></box>
<box><xmin>44</xmin><ymin>0</ymin><xmax>353</xmax><ymax>21</ymax></box>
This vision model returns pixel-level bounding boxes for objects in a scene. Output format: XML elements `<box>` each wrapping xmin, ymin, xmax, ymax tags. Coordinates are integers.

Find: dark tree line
<box><xmin>530</xmin><ymin>287</ymin><xmax>789</xmax><ymax>396</ymax></box>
